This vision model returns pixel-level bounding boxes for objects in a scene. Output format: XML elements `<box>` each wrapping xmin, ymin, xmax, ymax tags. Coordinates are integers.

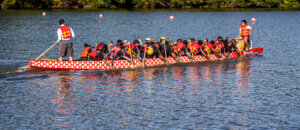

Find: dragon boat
<box><xmin>28</xmin><ymin>48</ymin><xmax>263</xmax><ymax>71</ymax></box>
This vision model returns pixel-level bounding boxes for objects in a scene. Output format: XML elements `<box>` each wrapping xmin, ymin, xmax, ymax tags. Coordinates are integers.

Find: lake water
<box><xmin>0</xmin><ymin>9</ymin><xmax>299</xmax><ymax>129</ymax></box>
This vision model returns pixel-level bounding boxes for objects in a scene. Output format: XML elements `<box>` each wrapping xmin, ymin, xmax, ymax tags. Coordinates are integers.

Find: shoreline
<box><xmin>1</xmin><ymin>8</ymin><xmax>300</xmax><ymax>12</ymax></box>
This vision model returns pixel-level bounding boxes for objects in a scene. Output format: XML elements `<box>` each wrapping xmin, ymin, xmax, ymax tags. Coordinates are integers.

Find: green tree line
<box><xmin>1</xmin><ymin>0</ymin><xmax>300</xmax><ymax>9</ymax></box>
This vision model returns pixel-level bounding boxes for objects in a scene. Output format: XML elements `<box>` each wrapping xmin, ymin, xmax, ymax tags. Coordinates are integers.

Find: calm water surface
<box><xmin>0</xmin><ymin>10</ymin><xmax>299</xmax><ymax>129</ymax></box>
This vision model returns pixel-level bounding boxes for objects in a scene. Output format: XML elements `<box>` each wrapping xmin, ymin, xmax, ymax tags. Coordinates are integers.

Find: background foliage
<box><xmin>1</xmin><ymin>0</ymin><xmax>300</xmax><ymax>9</ymax></box>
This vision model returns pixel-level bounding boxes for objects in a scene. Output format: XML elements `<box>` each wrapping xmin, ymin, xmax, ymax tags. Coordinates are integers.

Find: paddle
<box><xmin>189</xmin><ymin>40</ymin><xmax>195</xmax><ymax>62</ymax></box>
<box><xmin>142</xmin><ymin>45</ymin><xmax>147</xmax><ymax>68</ymax></box>
<box><xmin>175</xmin><ymin>42</ymin><xmax>180</xmax><ymax>62</ymax></box>
<box><xmin>111</xmin><ymin>51</ymin><xmax>115</xmax><ymax>68</ymax></box>
<box><xmin>24</xmin><ymin>41</ymin><xmax>59</xmax><ymax>69</ymax></box>
<box><xmin>163</xmin><ymin>42</ymin><xmax>169</xmax><ymax>65</ymax></box>
<box><xmin>127</xmin><ymin>41</ymin><xmax>135</xmax><ymax>68</ymax></box>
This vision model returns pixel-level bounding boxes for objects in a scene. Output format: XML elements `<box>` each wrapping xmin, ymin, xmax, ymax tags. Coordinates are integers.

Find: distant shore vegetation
<box><xmin>1</xmin><ymin>0</ymin><xmax>300</xmax><ymax>9</ymax></box>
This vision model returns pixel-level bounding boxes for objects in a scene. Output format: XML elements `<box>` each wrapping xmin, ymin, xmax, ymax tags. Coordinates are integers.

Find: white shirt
<box><xmin>57</xmin><ymin>24</ymin><xmax>75</xmax><ymax>41</ymax></box>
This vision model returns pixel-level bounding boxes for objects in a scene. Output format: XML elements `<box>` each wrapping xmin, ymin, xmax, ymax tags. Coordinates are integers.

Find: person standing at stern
<box><xmin>57</xmin><ymin>19</ymin><xmax>75</xmax><ymax>61</ymax></box>
<box><xmin>239</xmin><ymin>20</ymin><xmax>253</xmax><ymax>51</ymax></box>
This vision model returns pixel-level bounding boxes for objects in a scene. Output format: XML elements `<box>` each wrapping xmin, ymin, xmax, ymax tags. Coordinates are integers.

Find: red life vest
<box><xmin>187</xmin><ymin>42</ymin><xmax>201</xmax><ymax>54</ymax></box>
<box><xmin>80</xmin><ymin>47</ymin><xmax>91</xmax><ymax>58</ymax></box>
<box><xmin>89</xmin><ymin>50</ymin><xmax>97</xmax><ymax>58</ymax></box>
<box><xmin>202</xmin><ymin>42</ymin><xmax>213</xmax><ymax>53</ymax></box>
<box><xmin>173</xmin><ymin>42</ymin><xmax>185</xmax><ymax>53</ymax></box>
<box><xmin>59</xmin><ymin>25</ymin><xmax>72</xmax><ymax>39</ymax></box>
<box><xmin>240</xmin><ymin>24</ymin><xmax>250</xmax><ymax>36</ymax></box>
<box><xmin>214</xmin><ymin>40</ymin><xmax>224</xmax><ymax>53</ymax></box>
<box><xmin>214</xmin><ymin>39</ymin><xmax>224</xmax><ymax>50</ymax></box>
<box><xmin>96</xmin><ymin>44</ymin><xmax>104</xmax><ymax>50</ymax></box>
<box><xmin>125</xmin><ymin>44</ymin><xmax>137</xmax><ymax>58</ymax></box>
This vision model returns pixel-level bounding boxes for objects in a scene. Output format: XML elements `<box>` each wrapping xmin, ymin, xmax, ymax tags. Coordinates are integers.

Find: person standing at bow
<box><xmin>57</xmin><ymin>19</ymin><xmax>75</xmax><ymax>61</ymax></box>
<box><xmin>239</xmin><ymin>20</ymin><xmax>253</xmax><ymax>51</ymax></box>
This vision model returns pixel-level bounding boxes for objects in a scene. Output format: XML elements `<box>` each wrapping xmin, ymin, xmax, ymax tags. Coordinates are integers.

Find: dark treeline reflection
<box><xmin>1</xmin><ymin>0</ymin><xmax>299</xmax><ymax>9</ymax></box>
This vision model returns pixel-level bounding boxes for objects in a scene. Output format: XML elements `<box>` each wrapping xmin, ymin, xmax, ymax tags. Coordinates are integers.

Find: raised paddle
<box><xmin>24</xmin><ymin>41</ymin><xmax>59</xmax><ymax>69</ymax></box>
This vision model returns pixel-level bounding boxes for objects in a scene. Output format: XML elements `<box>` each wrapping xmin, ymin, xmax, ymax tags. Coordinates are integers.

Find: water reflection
<box><xmin>24</xmin><ymin>57</ymin><xmax>257</xmax><ymax>129</ymax></box>
<box><xmin>52</xmin><ymin>72</ymin><xmax>75</xmax><ymax>128</ymax></box>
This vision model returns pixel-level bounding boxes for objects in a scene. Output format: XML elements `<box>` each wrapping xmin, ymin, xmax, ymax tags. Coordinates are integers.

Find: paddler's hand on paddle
<box><xmin>124</xmin><ymin>40</ymin><xmax>127</xmax><ymax>45</ymax></box>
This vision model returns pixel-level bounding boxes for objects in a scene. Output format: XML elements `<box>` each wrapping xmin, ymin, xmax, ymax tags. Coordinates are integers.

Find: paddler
<box><xmin>108</xmin><ymin>40</ymin><xmax>124</xmax><ymax>60</ymax></box>
<box><xmin>91</xmin><ymin>42</ymin><xmax>112</xmax><ymax>60</ymax></box>
<box><xmin>123</xmin><ymin>40</ymin><xmax>142</xmax><ymax>61</ymax></box>
<box><xmin>80</xmin><ymin>43</ymin><xmax>91</xmax><ymax>61</ymax></box>
<box><xmin>57</xmin><ymin>19</ymin><xmax>75</xmax><ymax>61</ymax></box>
<box><xmin>212</xmin><ymin>36</ymin><xmax>225</xmax><ymax>59</ymax></box>
<box><xmin>145</xmin><ymin>38</ymin><xmax>153</xmax><ymax>46</ymax></box>
<box><xmin>201</xmin><ymin>38</ymin><xmax>214</xmax><ymax>60</ymax></box>
<box><xmin>239</xmin><ymin>20</ymin><xmax>253</xmax><ymax>51</ymax></box>
<box><xmin>187</xmin><ymin>38</ymin><xmax>202</xmax><ymax>56</ymax></box>
<box><xmin>144</xmin><ymin>42</ymin><xmax>164</xmax><ymax>59</ymax></box>
<box><xmin>160</xmin><ymin>37</ymin><xmax>177</xmax><ymax>58</ymax></box>
<box><xmin>173</xmin><ymin>39</ymin><xmax>185</xmax><ymax>56</ymax></box>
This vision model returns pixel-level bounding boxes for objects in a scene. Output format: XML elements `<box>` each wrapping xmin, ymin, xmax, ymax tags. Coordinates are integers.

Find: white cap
<box><xmin>145</xmin><ymin>38</ymin><xmax>151</xmax><ymax>41</ymax></box>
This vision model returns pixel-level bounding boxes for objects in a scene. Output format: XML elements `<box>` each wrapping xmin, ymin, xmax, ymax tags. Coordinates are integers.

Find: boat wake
<box><xmin>0</xmin><ymin>60</ymin><xmax>30</xmax><ymax>76</ymax></box>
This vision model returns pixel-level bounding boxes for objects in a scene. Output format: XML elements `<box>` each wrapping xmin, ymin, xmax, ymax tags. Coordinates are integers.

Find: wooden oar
<box><xmin>175</xmin><ymin>42</ymin><xmax>180</xmax><ymax>62</ymax></box>
<box><xmin>128</xmin><ymin>42</ymin><xmax>135</xmax><ymax>68</ymax></box>
<box><xmin>189</xmin><ymin>41</ymin><xmax>195</xmax><ymax>62</ymax></box>
<box><xmin>163</xmin><ymin>42</ymin><xmax>169</xmax><ymax>65</ymax></box>
<box><xmin>107</xmin><ymin>43</ymin><xmax>115</xmax><ymax>68</ymax></box>
<box><xmin>24</xmin><ymin>41</ymin><xmax>59</xmax><ymax>69</ymax></box>
<box><xmin>103</xmin><ymin>58</ymin><xmax>112</xmax><ymax>68</ymax></box>
<box><xmin>142</xmin><ymin>45</ymin><xmax>147</xmax><ymax>68</ymax></box>
<box><xmin>111</xmin><ymin>51</ymin><xmax>115</xmax><ymax>68</ymax></box>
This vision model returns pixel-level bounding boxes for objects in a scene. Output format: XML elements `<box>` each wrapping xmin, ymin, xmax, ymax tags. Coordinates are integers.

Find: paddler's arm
<box><xmin>250</xmin><ymin>27</ymin><xmax>254</xmax><ymax>36</ymax></box>
<box><xmin>57</xmin><ymin>29</ymin><xmax>62</xmax><ymax>42</ymax></box>
<box><xmin>70</xmin><ymin>27</ymin><xmax>75</xmax><ymax>38</ymax></box>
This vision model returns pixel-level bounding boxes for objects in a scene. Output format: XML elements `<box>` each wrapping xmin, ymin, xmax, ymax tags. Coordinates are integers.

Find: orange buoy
<box><xmin>42</xmin><ymin>12</ymin><xmax>46</xmax><ymax>16</ymax></box>
<box><xmin>170</xmin><ymin>16</ymin><xmax>174</xmax><ymax>21</ymax></box>
<box><xmin>99</xmin><ymin>14</ymin><xmax>103</xmax><ymax>18</ymax></box>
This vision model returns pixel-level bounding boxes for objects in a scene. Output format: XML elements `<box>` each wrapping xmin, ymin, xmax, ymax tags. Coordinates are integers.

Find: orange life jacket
<box><xmin>80</xmin><ymin>47</ymin><xmax>91</xmax><ymax>58</ymax></box>
<box><xmin>59</xmin><ymin>25</ymin><xmax>72</xmax><ymax>39</ymax></box>
<box><xmin>89</xmin><ymin>50</ymin><xmax>97</xmax><ymax>58</ymax></box>
<box><xmin>240</xmin><ymin>24</ymin><xmax>250</xmax><ymax>36</ymax></box>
